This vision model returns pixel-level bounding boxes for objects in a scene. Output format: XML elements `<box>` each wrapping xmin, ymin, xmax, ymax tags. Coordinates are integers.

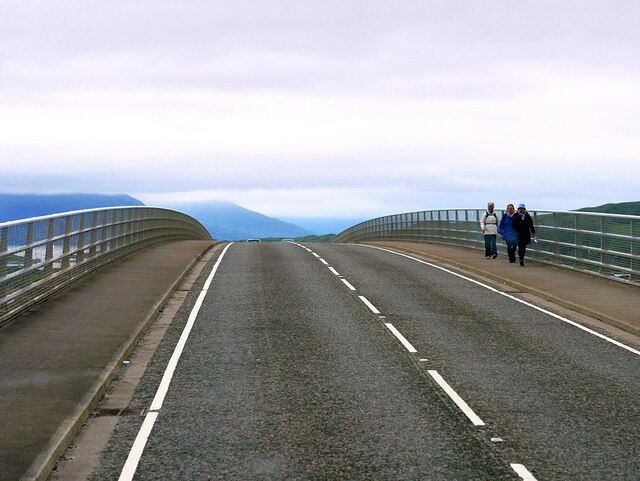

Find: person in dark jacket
<box><xmin>511</xmin><ymin>203</ymin><xmax>536</xmax><ymax>266</ymax></box>
<box><xmin>498</xmin><ymin>203</ymin><xmax>518</xmax><ymax>263</ymax></box>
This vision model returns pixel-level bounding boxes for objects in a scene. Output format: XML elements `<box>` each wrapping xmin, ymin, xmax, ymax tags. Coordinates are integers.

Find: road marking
<box><xmin>328</xmin><ymin>266</ymin><xmax>340</xmax><ymax>276</ymax></box>
<box><xmin>319</xmin><ymin>258</ymin><xmax>329</xmax><ymax>265</ymax></box>
<box><xmin>118</xmin><ymin>412</ymin><xmax>158</xmax><ymax>481</ymax></box>
<box><xmin>363</xmin><ymin>245</ymin><xmax>640</xmax><ymax>357</ymax></box>
<box><xmin>341</xmin><ymin>278</ymin><xmax>357</xmax><ymax>291</ymax></box>
<box><xmin>359</xmin><ymin>295</ymin><xmax>381</xmax><ymax>314</ymax></box>
<box><xmin>427</xmin><ymin>370</ymin><xmax>485</xmax><ymax>426</ymax></box>
<box><xmin>312</xmin><ymin>252</ymin><xmax>321</xmax><ymax>258</ymax></box>
<box><xmin>511</xmin><ymin>463</ymin><xmax>538</xmax><ymax>480</ymax></box>
<box><xmin>118</xmin><ymin>243</ymin><xmax>233</xmax><ymax>481</ymax></box>
<box><xmin>385</xmin><ymin>323</ymin><xmax>418</xmax><ymax>352</ymax></box>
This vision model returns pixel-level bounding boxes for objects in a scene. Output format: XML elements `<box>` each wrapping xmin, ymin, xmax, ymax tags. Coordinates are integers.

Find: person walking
<box><xmin>480</xmin><ymin>202</ymin><xmax>499</xmax><ymax>259</ymax></box>
<box><xmin>512</xmin><ymin>203</ymin><xmax>536</xmax><ymax>266</ymax></box>
<box><xmin>498</xmin><ymin>203</ymin><xmax>518</xmax><ymax>263</ymax></box>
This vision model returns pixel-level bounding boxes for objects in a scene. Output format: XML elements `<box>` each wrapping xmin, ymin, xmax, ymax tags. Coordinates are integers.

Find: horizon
<box><xmin>2</xmin><ymin>192</ymin><xmax>639</xmax><ymax>237</ymax></box>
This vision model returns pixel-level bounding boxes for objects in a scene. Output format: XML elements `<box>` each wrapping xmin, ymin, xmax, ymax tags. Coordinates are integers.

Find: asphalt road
<box><xmin>79</xmin><ymin>242</ymin><xmax>640</xmax><ymax>480</ymax></box>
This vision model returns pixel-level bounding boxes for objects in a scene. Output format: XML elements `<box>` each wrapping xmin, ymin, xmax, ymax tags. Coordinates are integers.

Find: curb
<box><xmin>23</xmin><ymin>241</ymin><xmax>219</xmax><ymax>481</ymax></box>
<box><xmin>368</xmin><ymin>243</ymin><xmax>640</xmax><ymax>338</ymax></box>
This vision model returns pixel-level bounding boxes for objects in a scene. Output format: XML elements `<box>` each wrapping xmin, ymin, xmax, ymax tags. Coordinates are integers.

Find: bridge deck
<box><xmin>0</xmin><ymin>239</ymin><xmax>637</xmax><ymax>480</ymax></box>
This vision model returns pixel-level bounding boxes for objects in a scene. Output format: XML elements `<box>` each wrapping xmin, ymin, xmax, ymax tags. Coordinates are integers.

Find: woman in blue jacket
<box><xmin>498</xmin><ymin>203</ymin><xmax>518</xmax><ymax>263</ymax></box>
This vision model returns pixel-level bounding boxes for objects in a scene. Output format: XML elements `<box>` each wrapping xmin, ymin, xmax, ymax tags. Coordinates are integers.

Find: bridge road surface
<box><xmin>58</xmin><ymin>241</ymin><xmax>640</xmax><ymax>481</ymax></box>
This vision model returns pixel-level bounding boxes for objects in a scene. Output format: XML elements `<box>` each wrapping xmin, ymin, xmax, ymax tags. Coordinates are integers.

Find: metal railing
<box><xmin>0</xmin><ymin>206</ymin><xmax>212</xmax><ymax>326</ymax></box>
<box><xmin>332</xmin><ymin>209</ymin><xmax>640</xmax><ymax>285</ymax></box>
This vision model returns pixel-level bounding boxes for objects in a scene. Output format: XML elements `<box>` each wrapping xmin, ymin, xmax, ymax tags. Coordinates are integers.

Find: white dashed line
<box><xmin>312</xmin><ymin>252</ymin><xmax>321</xmax><ymax>258</ymax></box>
<box><xmin>319</xmin><ymin>258</ymin><xmax>329</xmax><ymax>265</ymax></box>
<box><xmin>385</xmin><ymin>323</ymin><xmax>417</xmax><ymax>353</ymax></box>
<box><xmin>328</xmin><ymin>267</ymin><xmax>340</xmax><ymax>276</ymax></box>
<box><xmin>511</xmin><ymin>463</ymin><xmax>538</xmax><ymax>480</ymax></box>
<box><xmin>118</xmin><ymin>243</ymin><xmax>233</xmax><ymax>481</ymax></box>
<box><xmin>341</xmin><ymin>278</ymin><xmax>357</xmax><ymax>291</ymax></box>
<box><xmin>359</xmin><ymin>295</ymin><xmax>381</xmax><ymax>314</ymax></box>
<box><xmin>427</xmin><ymin>370</ymin><xmax>485</xmax><ymax>426</ymax></box>
<box><xmin>363</xmin><ymin>245</ymin><xmax>640</xmax><ymax>357</ymax></box>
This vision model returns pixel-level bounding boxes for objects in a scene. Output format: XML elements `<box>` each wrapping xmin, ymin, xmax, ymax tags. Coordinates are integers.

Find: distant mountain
<box><xmin>0</xmin><ymin>193</ymin><xmax>144</xmax><ymax>222</ymax></box>
<box><xmin>278</xmin><ymin>217</ymin><xmax>365</xmax><ymax>235</ymax></box>
<box><xmin>169</xmin><ymin>200</ymin><xmax>312</xmax><ymax>241</ymax></box>
<box><xmin>577</xmin><ymin>201</ymin><xmax>640</xmax><ymax>216</ymax></box>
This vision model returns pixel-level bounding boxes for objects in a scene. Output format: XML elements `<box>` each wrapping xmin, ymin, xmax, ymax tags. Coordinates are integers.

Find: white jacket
<box><xmin>480</xmin><ymin>211</ymin><xmax>499</xmax><ymax>235</ymax></box>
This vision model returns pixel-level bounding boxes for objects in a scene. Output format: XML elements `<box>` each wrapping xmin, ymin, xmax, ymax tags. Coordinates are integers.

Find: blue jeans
<box><xmin>484</xmin><ymin>235</ymin><xmax>497</xmax><ymax>257</ymax></box>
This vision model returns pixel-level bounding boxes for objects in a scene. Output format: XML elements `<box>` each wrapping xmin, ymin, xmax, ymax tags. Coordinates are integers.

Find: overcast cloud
<box><xmin>1</xmin><ymin>0</ymin><xmax>638</xmax><ymax>218</ymax></box>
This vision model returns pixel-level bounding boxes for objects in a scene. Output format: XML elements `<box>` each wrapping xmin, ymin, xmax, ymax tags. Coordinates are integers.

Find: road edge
<box><xmin>22</xmin><ymin>241</ymin><xmax>219</xmax><ymax>481</ymax></box>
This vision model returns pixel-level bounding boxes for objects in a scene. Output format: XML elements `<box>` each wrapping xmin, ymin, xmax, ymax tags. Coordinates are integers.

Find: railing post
<box><xmin>76</xmin><ymin>214</ymin><xmax>86</xmax><ymax>265</ymax></box>
<box><xmin>44</xmin><ymin>218</ymin><xmax>55</xmax><ymax>274</ymax></box>
<box><xmin>573</xmin><ymin>214</ymin><xmax>591</xmax><ymax>267</ymax></box>
<box><xmin>552</xmin><ymin>212</ymin><xmax>559</xmax><ymax>263</ymax></box>
<box><xmin>89</xmin><ymin>212</ymin><xmax>98</xmax><ymax>256</ymax></box>
<box><xmin>61</xmin><ymin>215</ymin><xmax>72</xmax><ymax>270</ymax></box>
<box><xmin>24</xmin><ymin>222</ymin><xmax>34</xmax><ymax>270</ymax></box>
<box><xmin>600</xmin><ymin>215</ymin><xmax>607</xmax><ymax>274</ymax></box>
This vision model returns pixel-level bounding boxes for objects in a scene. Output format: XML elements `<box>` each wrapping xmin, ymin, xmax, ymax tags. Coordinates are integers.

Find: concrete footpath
<box><xmin>369</xmin><ymin>241</ymin><xmax>640</xmax><ymax>337</ymax></box>
<box><xmin>0</xmin><ymin>240</ymin><xmax>215</xmax><ymax>481</ymax></box>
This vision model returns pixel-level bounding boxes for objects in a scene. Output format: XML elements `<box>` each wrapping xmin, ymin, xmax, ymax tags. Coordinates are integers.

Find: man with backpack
<box><xmin>480</xmin><ymin>202</ymin><xmax>499</xmax><ymax>259</ymax></box>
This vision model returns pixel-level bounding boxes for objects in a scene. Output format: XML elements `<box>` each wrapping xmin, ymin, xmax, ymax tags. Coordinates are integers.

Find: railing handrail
<box><xmin>0</xmin><ymin>206</ymin><xmax>213</xmax><ymax>326</ymax></box>
<box><xmin>0</xmin><ymin>205</ymin><xmax>158</xmax><ymax>228</ymax></box>
<box><xmin>340</xmin><ymin>208</ymin><xmax>640</xmax><ymax>231</ymax></box>
<box><xmin>332</xmin><ymin>208</ymin><xmax>640</xmax><ymax>286</ymax></box>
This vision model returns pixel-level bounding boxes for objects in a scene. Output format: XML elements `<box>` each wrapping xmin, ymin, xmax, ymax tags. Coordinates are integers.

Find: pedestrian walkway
<box><xmin>370</xmin><ymin>241</ymin><xmax>640</xmax><ymax>337</ymax></box>
<box><xmin>0</xmin><ymin>240</ymin><xmax>215</xmax><ymax>481</ymax></box>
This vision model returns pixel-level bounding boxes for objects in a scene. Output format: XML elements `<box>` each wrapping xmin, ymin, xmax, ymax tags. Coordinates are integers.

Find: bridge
<box><xmin>1</xmin><ymin>207</ymin><xmax>639</xmax><ymax>480</ymax></box>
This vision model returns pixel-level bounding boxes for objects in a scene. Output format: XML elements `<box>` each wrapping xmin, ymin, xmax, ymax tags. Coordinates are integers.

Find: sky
<box><xmin>1</xmin><ymin>0</ymin><xmax>639</xmax><ymax>220</ymax></box>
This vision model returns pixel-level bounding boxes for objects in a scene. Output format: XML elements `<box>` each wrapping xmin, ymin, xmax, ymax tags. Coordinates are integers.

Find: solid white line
<box><xmin>319</xmin><ymin>258</ymin><xmax>329</xmax><ymax>265</ymax></box>
<box><xmin>427</xmin><ymin>370</ymin><xmax>485</xmax><ymax>426</ymax></box>
<box><xmin>511</xmin><ymin>463</ymin><xmax>538</xmax><ymax>480</ymax></box>
<box><xmin>328</xmin><ymin>266</ymin><xmax>340</xmax><ymax>276</ymax></box>
<box><xmin>359</xmin><ymin>295</ymin><xmax>381</xmax><ymax>314</ymax></box>
<box><xmin>118</xmin><ymin>412</ymin><xmax>158</xmax><ymax>481</ymax></box>
<box><xmin>341</xmin><ymin>278</ymin><xmax>357</xmax><ymax>291</ymax></box>
<box><xmin>385</xmin><ymin>323</ymin><xmax>418</xmax><ymax>353</ymax></box>
<box><xmin>363</xmin><ymin>245</ymin><xmax>640</xmax><ymax>357</ymax></box>
<box><xmin>118</xmin><ymin>243</ymin><xmax>233</xmax><ymax>481</ymax></box>
<box><xmin>151</xmin><ymin>242</ymin><xmax>232</xmax><ymax>411</ymax></box>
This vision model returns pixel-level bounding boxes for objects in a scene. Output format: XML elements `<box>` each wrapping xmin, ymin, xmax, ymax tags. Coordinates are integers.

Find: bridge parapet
<box><xmin>0</xmin><ymin>206</ymin><xmax>212</xmax><ymax>326</ymax></box>
<box><xmin>332</xmin><ymin>208</ymin><xmax>640</xmax><ymax>286</ymax></box>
